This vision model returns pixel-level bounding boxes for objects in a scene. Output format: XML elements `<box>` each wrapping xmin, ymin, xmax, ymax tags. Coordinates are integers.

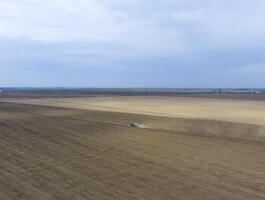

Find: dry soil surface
<box><xmin>2</xmin><ymin>96</ymin><xmax>265</xmax><ymax>126</ymax></box>
<box><xmin>0</xmin><ymin>102</ymin><xmax>265</xmax><ymax>200</ymax></box>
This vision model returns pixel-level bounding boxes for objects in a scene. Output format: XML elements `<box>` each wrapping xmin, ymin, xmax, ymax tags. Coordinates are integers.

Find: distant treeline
<box><xmin>1</xmin><ymin>88</ymin><xmax>265</xmax><ymax>95</ymax></box>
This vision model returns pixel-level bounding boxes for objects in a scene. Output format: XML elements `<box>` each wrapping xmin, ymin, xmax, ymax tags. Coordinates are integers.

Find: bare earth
<box><xmin>3</xmin><ymin>96</ymin><xmax>265</xmax><ymax>126</ymax></box>
<box><xmin>0</xmin><ymin>96</ymin><xmax>265</xmax><ymax>200</ymax></box>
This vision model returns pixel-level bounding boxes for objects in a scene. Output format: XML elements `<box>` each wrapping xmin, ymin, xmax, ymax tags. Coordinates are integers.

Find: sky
<box><xmin>0</xmin><ymin>0</ymin><xmax>265</xmax><ymax>88</ymax></box>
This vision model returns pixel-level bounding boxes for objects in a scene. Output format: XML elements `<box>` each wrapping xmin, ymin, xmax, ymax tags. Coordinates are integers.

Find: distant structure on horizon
<box><xmin>216</xmin><ymin>88</ymin><xmax>222</xmax><ymax>94</ymax></box>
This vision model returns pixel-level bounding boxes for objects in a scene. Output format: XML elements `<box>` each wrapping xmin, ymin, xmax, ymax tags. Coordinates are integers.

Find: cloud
<box><xmin>1</xmin><ymin>0</ymin><xmax>265</xmax><ymax>53</ymax></box>
<box><xmin>0</xmin><ymin>0</ymin><xmax>118</xmax><ymax>41</ymax></box>
<box><xmin>0</xmin><ymin>0</ymin><xmax>265</xmax><ymax>87</ymax></box>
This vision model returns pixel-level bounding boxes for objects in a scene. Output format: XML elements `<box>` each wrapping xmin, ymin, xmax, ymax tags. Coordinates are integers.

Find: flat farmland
<box><xmin>0</xmin><ymin>97</ymin><xmax>265</xmax><ymax>200</ymax></box>
<box><xmin>3</xmin><ymin>96</ymin><xmax>265</xmax><ymax>126</ymax></box>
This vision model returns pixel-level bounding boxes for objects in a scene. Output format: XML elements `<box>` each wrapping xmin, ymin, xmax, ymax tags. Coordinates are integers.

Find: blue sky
<box><xmin>0</xmin><ymin>0</ymin><xmax>265</xmax><ymax>87</ymax></box>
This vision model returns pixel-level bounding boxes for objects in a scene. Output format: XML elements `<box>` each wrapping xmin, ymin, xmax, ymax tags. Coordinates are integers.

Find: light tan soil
<box><xmin>2</xmin><ymin>96</ymin><xmax>265</xmax><ymax>126</ymax></box>
<box><xmin>0</xmin><ymin>102</ymin><xmax>264</xmax><ymax>200</ymax></box>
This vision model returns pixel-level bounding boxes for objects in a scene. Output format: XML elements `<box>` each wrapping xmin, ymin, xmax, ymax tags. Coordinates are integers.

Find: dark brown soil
<box><xmin>0</xmin><ymin>103</ymin><xmax>265</xmax><ymax>200</ymax></box>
